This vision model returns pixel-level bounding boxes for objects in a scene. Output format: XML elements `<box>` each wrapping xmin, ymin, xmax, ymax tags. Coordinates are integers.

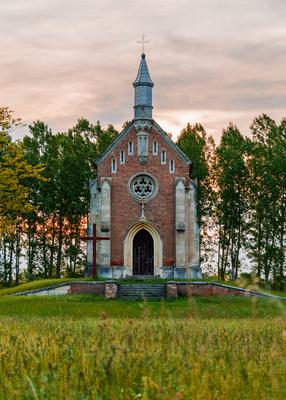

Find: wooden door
<box><xmin>133</xmin><ymin>229</ymin><xmax>154</xmax><ymax>275</ymax></box>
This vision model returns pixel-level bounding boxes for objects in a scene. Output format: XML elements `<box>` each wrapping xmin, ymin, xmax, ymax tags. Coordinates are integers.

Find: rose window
<box><xmin>129</xmin><ymin>174</ymin><xmax>158</xmax><ymax>202</ymax></box>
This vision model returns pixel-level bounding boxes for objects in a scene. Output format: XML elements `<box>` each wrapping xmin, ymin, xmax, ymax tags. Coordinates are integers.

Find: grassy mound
<box><xmin>0</xmin><ymin>278</ymin><xmax>89</xmax><ymax>297</ymax></box>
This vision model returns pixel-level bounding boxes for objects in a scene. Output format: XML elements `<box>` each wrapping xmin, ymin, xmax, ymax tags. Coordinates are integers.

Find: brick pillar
<box><xmin>166</xmin><ymin>281</ymin><xmax>178</xmax><ymax>299</ymax></box>
<box><xmin>105</xmin><ymin>281</ymin><xmax>118</xmax><ymax>299</ymax></box>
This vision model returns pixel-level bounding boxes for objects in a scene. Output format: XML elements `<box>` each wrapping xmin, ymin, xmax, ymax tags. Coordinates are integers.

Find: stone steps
<box><xmin>117</xmin><ymin>284</ymin><xmax>166</xmax><ymax>300</ymax></box>
<box><xmin>124</xmin><ymin>275</ymin><xmax>161</xmax><ymax>281</ymax></box>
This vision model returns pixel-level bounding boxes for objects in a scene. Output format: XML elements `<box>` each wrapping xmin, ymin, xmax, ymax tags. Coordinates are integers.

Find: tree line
<box><xmin>178</xmin><ymin>115</ymin><xmax>286</xmax><ymax>288</ymax></box>
<box><xmin>0</xmin><ymin>107</ymin><xmax>285</xmax><ymax>287</ymax></box>
<box><xmin>0</xmin><ymin>108</ymin><xmax>117</xmax><ymax>285</ymax></box>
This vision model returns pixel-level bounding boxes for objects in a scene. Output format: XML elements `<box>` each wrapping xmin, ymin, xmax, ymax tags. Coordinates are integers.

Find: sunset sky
<box><xmin>1</xmin><ymin>0</ymin><xmax>285</xmax><ymax>141</ymax></box>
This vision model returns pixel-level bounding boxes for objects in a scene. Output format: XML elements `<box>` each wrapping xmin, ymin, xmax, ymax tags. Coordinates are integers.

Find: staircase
<box><xmin>124</xmin><ymin>275</ymin><xmax>161</xmax><ymax>280</ymax></box>
<box><xmin>117</xmin><ymin>284</ymin><xmax>166</xmax><ymax>300</ymax></box>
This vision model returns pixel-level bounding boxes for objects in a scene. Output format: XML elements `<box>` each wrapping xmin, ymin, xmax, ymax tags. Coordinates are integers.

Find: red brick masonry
<box><xmin>69</xmin><ymin>282</ymin><xmax>105</xmax><ymax>296</ymax></box>
<box><xmin>97</xmin><ymin>126</ymin><xmax>191</xmax><ymax>267</ymax></box>
<box><xmin>177</xmin><ymin>283</ymin><xmax>248</xmax><ymax>297</ymax></box>
<box><xmin>173</xmin><ymin>282</ymin><xmax>282</xmax><ymax>299</ymax></box>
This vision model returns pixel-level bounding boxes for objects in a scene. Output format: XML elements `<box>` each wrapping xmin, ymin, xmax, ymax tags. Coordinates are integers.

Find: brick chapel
<box><xmin>87</xmin><ymin>52</ymin><xmax>201</xmax><ymax>279</ymax></box>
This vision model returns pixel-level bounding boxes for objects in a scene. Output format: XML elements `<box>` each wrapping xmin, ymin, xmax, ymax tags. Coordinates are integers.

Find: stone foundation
<box><xmin>12</xmin><ymin>281</ymin><xmax>286</xmax><ymax>302</ymax></box>
<box><xmin>95</xmin><ymin>266</ymin><xmax>202</xmax><ymax>279</ymax></box>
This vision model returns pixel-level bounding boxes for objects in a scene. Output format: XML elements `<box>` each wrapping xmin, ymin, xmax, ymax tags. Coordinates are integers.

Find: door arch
<box><xmin>123</xmin><ymin>222</ymin><xmax>163</xmax><ymax>276</ymax></box>
<box><xmin>133</xmin><ymin>229</ymin><xmax>154</xmax><ymax>275</ymax></box>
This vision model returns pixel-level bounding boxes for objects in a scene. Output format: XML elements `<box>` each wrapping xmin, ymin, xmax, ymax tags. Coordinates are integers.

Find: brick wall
<box><xmin>98</xmin><ymin>126</ymin><xmax>190</xmax><ymax>267</ymax></box>
<box><xmin>211</xmin><ymin>284</ymin><xmax>246</xmax><ymax>296</ymax></box>
<box><xmin>69</xmin><ymin>283</ymin><xmax>105</xmax><ymax>295</ymax></box>
<box><xmin>177</xmin><ymin>283</ymin><xmax>248</xmax><ymax>297</ymax></box>
<box><xmin>178</xmin><ymin>283</ymin><xmax>213</xmax><ymax>297</ymax></box>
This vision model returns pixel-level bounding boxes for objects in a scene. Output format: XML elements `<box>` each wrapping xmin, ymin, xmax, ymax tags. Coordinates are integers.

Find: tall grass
<box><xmin>0</xmin><ymin>317</ymin><xmax>285</xmax><ymax>399</ymax></box>
<box><xmin>0</xmin><ymin>295</ymin><xmax>286</xmax><ymax>399</ymax></box>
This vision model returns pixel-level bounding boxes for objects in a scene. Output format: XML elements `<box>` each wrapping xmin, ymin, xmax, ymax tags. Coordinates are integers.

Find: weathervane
<box><xmin>136</xmin><ymin>34</ymin><xmax>149</xmax><ymax>53</ymax></box>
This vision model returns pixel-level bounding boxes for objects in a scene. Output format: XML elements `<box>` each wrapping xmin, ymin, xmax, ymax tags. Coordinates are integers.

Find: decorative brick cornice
<box><xmin>134</xmin><ymin>120</ymin><xmax>152</xmax><ymax>131</ymax></box>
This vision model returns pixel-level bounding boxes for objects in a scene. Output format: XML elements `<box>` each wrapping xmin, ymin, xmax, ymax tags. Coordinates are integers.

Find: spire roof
<box><xmin>133</xmin><ymin>53</ymin><xmax>154</xmax><ymax>87</ymax></box>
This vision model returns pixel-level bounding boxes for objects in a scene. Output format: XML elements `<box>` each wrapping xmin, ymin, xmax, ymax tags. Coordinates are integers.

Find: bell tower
<box><xmin>133</xmin><ymin>53</ymin><xmax>154</xmax><ymax>120</ymax></box>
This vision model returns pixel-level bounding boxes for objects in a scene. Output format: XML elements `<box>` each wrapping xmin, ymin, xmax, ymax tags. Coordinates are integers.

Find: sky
<box><xmin>1</xmin><ymin>0</ymin><xmax>285</xmax><ymax>141</ymax></box>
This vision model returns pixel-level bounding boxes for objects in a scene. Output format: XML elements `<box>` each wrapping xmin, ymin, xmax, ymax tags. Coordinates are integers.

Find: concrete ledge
<box><xmin>12</xmin><ymin>281</ymin><xmax>105</xmax><ymax>297</ymax></box>
<box><xmin>174</xmin><ymin>282</ymin><xmax>286</xmax><ymax>301</ymax></box>
<box><xmin>10</xmin><ymin>280</ymin><xmax>286</xmax><ymax>302</ymax></box>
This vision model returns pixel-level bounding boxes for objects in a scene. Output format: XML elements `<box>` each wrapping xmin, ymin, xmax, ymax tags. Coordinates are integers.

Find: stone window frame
<box><xmin>153</xmin><ymin>140</ymin><xmax>158</xmax><ymax>155</ymax></box>
<box><xmin>128</xmin><ymin>140</ymin><xmax>134</xmax><ymax>156</ymax></box>
<box><xmin>169</xmin><ymin>159</ymin><xmax>175</xmax><ymax>173</ymax></box>
<box><xmin>111</xmin><ymin>158</ymin><xmax>117</xmax><ymax>173</ymax></box>
<box><xmin>128</xmin><ymin>172</ymin><xmax>159</xmax><ymax>203</ymax></box>
<box><xmin>161</xmin><ymin>149</ymin><xmax>167</xmax><ymax>164</ymax></box>
<box><xmin>137</xmin><ymin>131</ymin><xmax>149</xmax><ymax>157</ymax></box>
<box><xmin>120</xmin><ymin>149</ymin><xmax>125</xmax><ymax>164</ymax></box>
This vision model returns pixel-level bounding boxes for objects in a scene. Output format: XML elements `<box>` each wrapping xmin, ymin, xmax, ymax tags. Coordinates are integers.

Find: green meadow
<box><xmin>0</xmin><ymin>294</ymin><xmax>286</xmax><ymax>399</ymax></box>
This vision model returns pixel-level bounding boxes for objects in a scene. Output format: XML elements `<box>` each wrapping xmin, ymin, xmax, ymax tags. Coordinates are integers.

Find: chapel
<box><xmin>87</xmin><ymin>52</ymin><xmax>201</xmax><ymax>279</ymax></box>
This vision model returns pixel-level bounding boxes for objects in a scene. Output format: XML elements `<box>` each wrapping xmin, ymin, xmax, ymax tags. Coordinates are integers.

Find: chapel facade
<box><xmin>87</xmin><ymin>53</ymin><xmax>201</xmax><ymax>279</ymax></box>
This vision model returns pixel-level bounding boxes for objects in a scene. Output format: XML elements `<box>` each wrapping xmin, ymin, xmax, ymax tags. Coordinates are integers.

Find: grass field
<box><xmin>0</xmin><ymin>294</ymin><xmax>286</xmax><ymax>319</ymax></box>
<box><xmin>1</xmin><ymin>294</ymin><xmax>286</xmax><ymax>399</ymax></box>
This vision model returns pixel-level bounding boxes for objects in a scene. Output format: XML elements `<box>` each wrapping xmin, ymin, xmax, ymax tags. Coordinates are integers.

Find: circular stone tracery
<box><xmin>128</xmin><ymin>174</ymin><xmax>158</xmax><ymax>202</ymax></box>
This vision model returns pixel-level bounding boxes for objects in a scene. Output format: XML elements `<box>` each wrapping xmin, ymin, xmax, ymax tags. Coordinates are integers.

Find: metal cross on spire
<box><xmin>136</xmin><ymin>34</ymin><xmax>149</xmax><ymax>54</ymax></box>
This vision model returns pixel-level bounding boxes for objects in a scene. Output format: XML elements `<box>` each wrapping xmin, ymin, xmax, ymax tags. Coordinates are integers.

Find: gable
<box><xmin>95</xmin><ymin>120</ymin><xmax>192</xmax><ymax>166</ymax></box>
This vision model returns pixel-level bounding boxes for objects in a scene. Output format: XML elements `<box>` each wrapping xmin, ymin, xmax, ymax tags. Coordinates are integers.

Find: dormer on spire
<box><xmin>133</xmin><ymin>53</ymin><xmax>154</xmax><ymax>120</ymax></box>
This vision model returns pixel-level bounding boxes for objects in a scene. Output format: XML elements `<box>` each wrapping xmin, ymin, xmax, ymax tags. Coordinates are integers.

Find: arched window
<box><xmin>111</xmin><ymin>158</ymin><xmax>117</xmax><ymax>173</ymax></box>
<box><xmin>128</xmin><ymin>141</ymin><xmax>134</xmax><ymax>155</ymax></box>
<box><xmin>161</xmin><ymin>149</ymin><xmax>167</xmax><ymax>164</ymax></box>
<box><xmin>169</xmin><ymin>159</ymin><xmax>175</xmax><ymax>173</ymax></box>
<box><xmin>153</xmin><ymin>140</ymin><xmax>158</xmax><ymax>155</ymax></box>
<box><xmin>120</xmin><ymin>150</ymin><xmax>125</xmax><ymax>164</ymax></box>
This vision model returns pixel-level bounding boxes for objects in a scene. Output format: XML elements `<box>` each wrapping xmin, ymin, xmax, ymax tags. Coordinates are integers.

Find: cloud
<box><xmin>0</xmin><ymin>0</ymin><xmax>285</xmax><ymax>141</ymax></box>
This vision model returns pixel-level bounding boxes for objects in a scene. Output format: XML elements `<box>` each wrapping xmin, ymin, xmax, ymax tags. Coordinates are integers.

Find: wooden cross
<box><xmin>80</xmin><ymin>223</ymin><xmax>110</xmax><ymax>279</ymax></box>
<box><xmin>136</xmin><ymin>34</ymin><xmax>149</xmax><ymax>53</ymax></box>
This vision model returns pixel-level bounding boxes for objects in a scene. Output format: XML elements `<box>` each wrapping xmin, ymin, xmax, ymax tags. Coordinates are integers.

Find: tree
<box><xmin>246</xmin><ymin>115</ymin><xmax>286</xmax><ymax>286</ymax></box>
<box><xmin>214</xmin><ymin>123</ymin><xmax>249</xmax><ymax>280</ymax></box>
<box><xmin>22</xmin><ymin>118</ymin><xmax>118</xmax><ymax>279</ymax></box>
<box><xmin>0</xmin><ymin>108</ymin><xmax>45</xmax><ymax>284</ymax></box>
<box><xmin>0</xmin><ymin>109</ymin><xmax>45</xmax><ymax>234</ymax></box>
<box><xmin>177</xmin><ymin>123</ymin><xmax>216</xmax><ymax>269</ymax></box>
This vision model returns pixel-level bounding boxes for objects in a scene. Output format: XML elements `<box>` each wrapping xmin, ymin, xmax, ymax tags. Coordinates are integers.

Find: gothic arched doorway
<box><xmin>133</xmin><ymin>229</ymin><xmax>154</xmax><ymax>275</ymax></box>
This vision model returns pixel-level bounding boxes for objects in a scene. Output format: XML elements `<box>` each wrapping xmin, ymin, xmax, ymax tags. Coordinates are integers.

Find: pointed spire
<box><xmin>133</xmin><ymin>53</ymin><xmax>154</xmax><ymax>87</ymax></box>
<box><xmin>133</xmin><ymin>53</ymin><xmax>154</xmax><ymax>120</ymax></box>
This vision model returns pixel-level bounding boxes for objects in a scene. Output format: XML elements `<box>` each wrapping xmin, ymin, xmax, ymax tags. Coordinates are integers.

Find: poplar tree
<box><xmin>214</xmin><ymin>124</ymin><xmax>249</xmax><ymax>280</ymax></box>
<box><xmin>247</xmin><ymin>115</ymin><xmax>286</xmax><ymax>286</ymax></box>
<box><xmin>0</xmin><ymin>108</ymin><xmax>45</xmax><ymax>284</ymax></box>
<box><xmin>177</xmin><ymin>123</ymin><xmax>216</xmax><ymax>269</ymax></box>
